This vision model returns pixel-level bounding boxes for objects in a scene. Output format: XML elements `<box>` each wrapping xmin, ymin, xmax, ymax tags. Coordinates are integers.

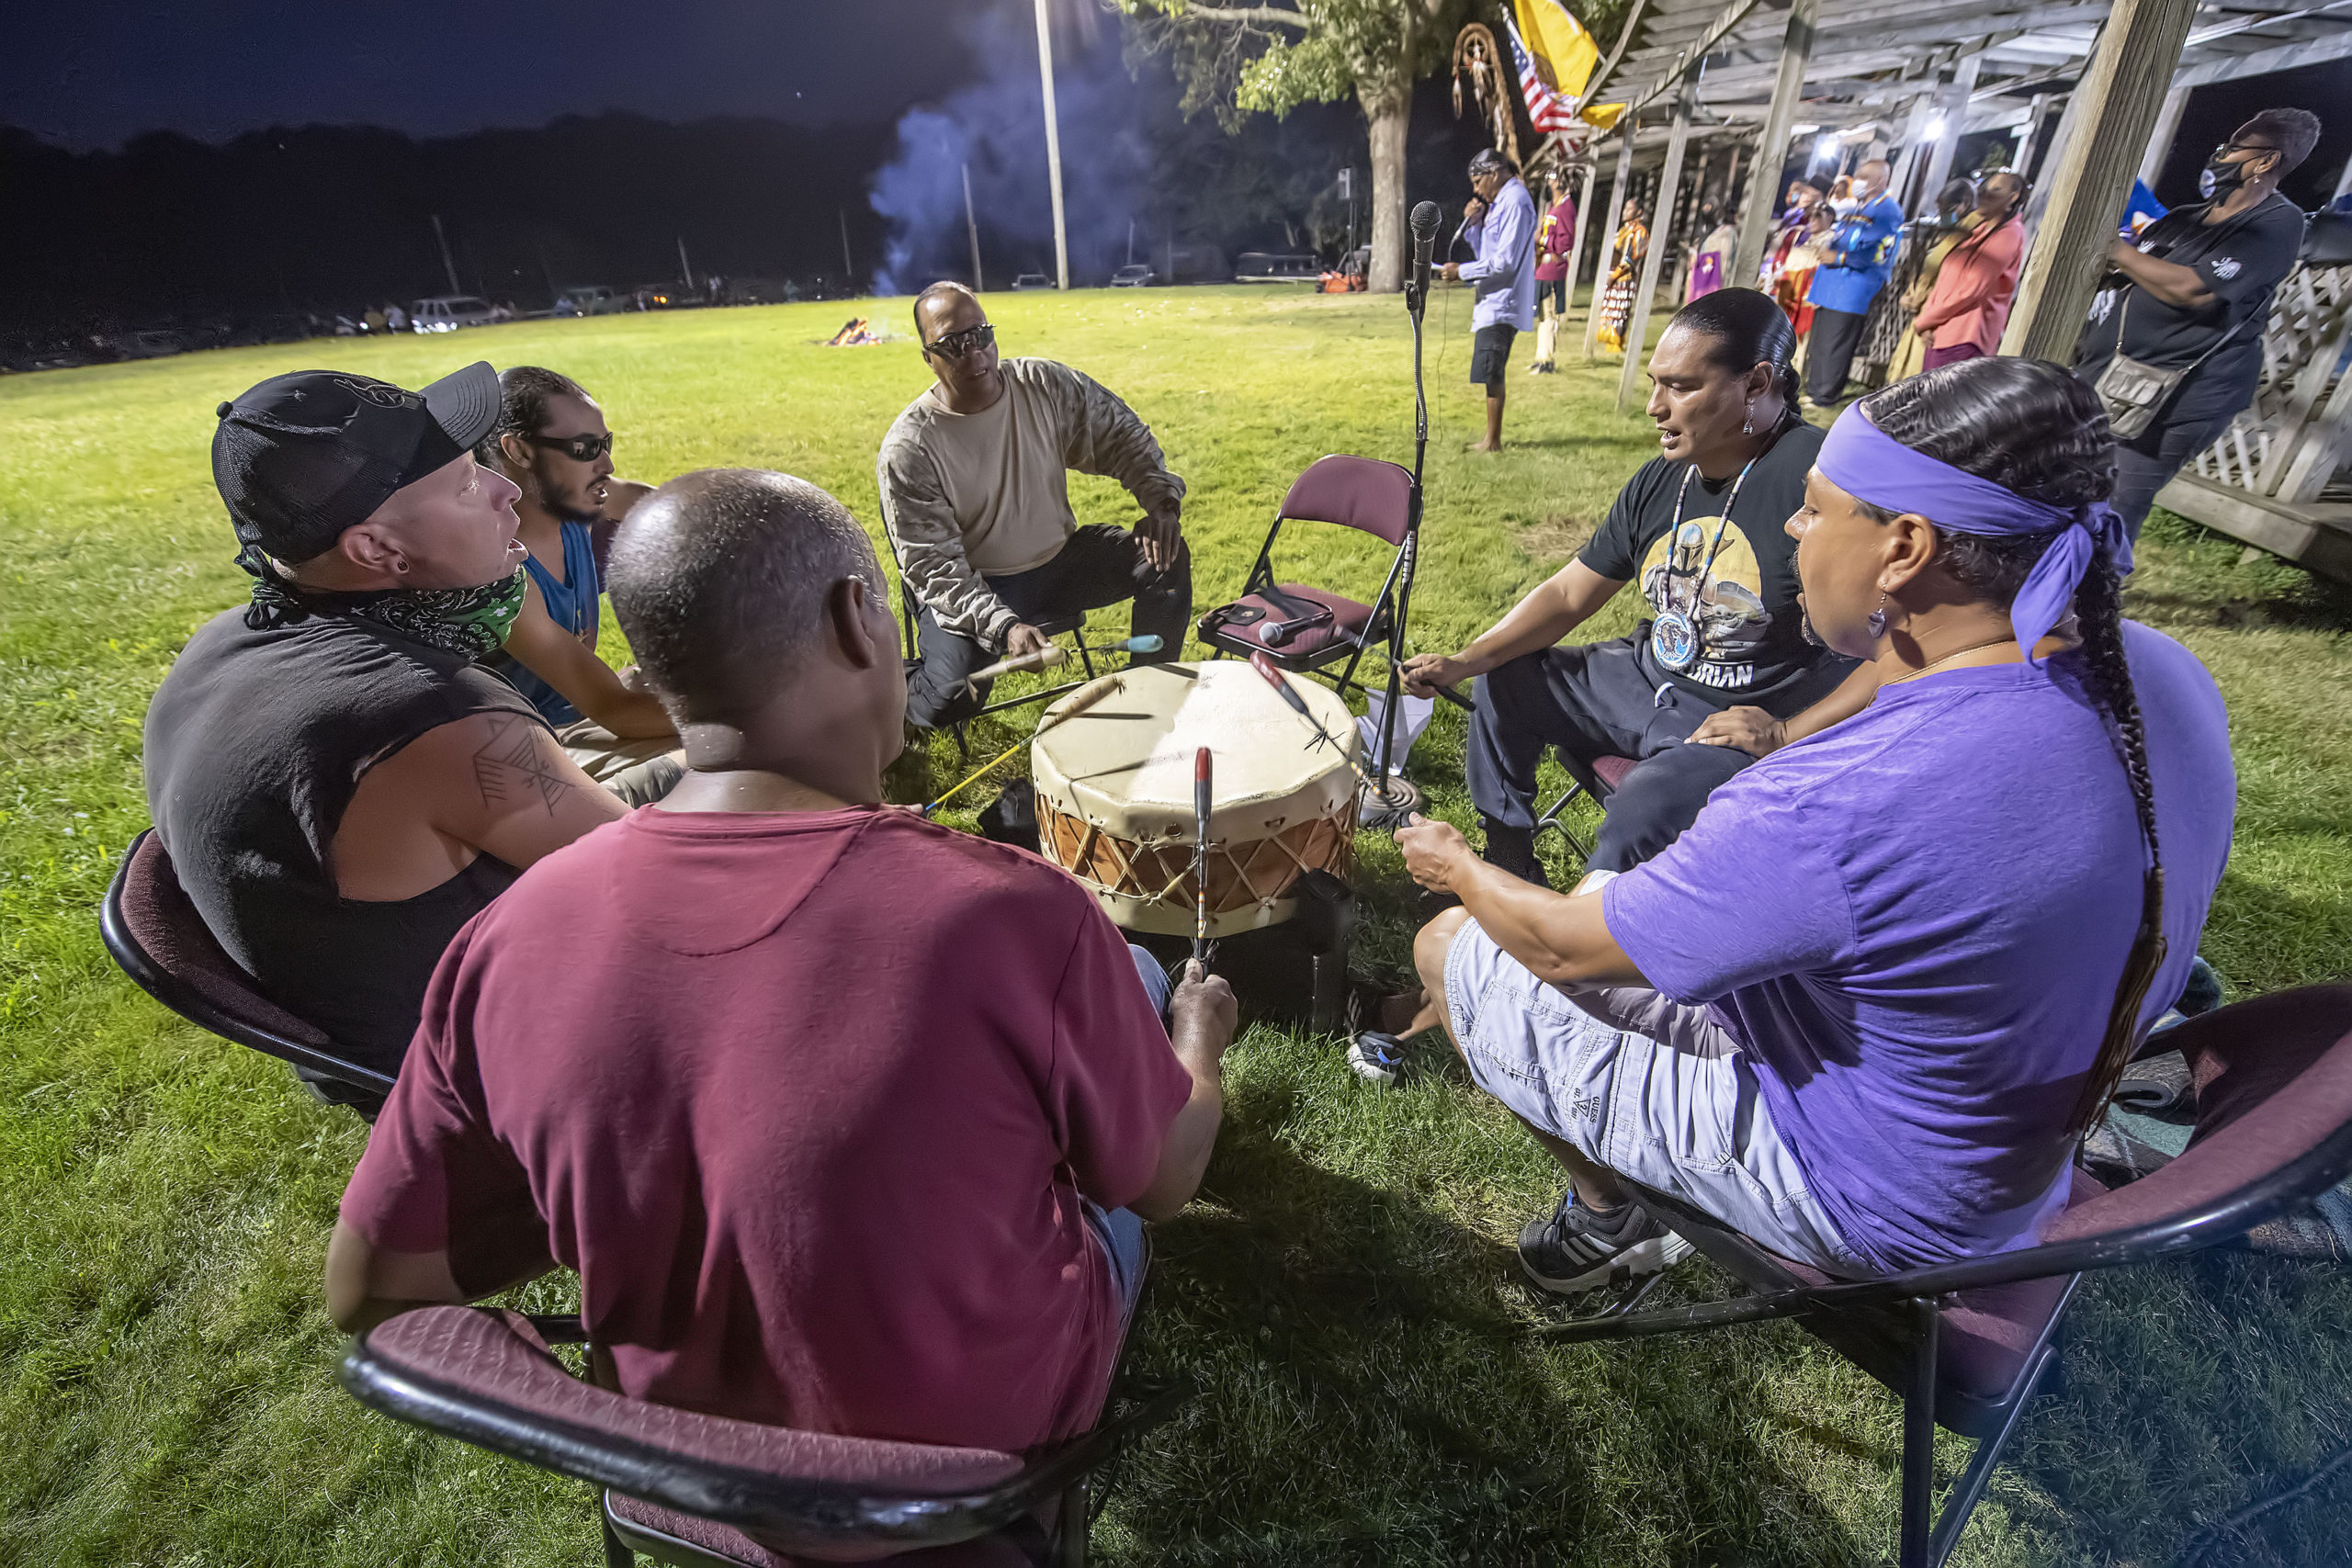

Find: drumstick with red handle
<box><xmin>1248</xmin><ymin>651</ymin><xmax>1381</xmax><ymax>794</ymax></box>
<box><xmin>1192</xmin><ymin>748</ymin><xmax>1213</xmax><ymax>968</ymax></box>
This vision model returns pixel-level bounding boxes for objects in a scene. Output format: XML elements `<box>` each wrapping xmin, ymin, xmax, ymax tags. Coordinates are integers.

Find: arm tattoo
<box><xmin>471</xmin><ymin>716</ymin><xmax>573</xmax><ymax>816</ymax></box>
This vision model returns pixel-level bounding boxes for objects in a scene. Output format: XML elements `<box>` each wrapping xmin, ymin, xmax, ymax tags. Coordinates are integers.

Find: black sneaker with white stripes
<box><xmin>1517</xmin><ymin>1190</ymin><xmax>1693</xmax><ymax>1295</ymax></box>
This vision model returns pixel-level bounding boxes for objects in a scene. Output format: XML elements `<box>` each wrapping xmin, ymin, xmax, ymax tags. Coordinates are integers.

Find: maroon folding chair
<box><xmin>1543</xmin><ymin>986</ymin><xmax>2352</xmax><ymax>1568</ymax></box>
<box><xmin>100</xmin><ymin>828</ymin><xmax>394</xmax><ymax>1111</ymax></box>
<box><xmin>341</xmin><ymin>1306</ymin><xmax>1185</xmax><ymax>1566</ymax></box>
<box><xmin>1530</xmin><ymin>753</ymin><xmax>1638</xmax><ymax>863</ymax></box>
<box><xmin>1195</xmin><ymin>455</ymin><xmax>1426</xmax><ymax>787</ymax></box>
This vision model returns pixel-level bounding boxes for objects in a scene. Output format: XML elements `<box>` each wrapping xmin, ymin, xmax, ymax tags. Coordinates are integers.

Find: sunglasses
<box><xmin>922</xmin><ymin>322</ymin><xmax>996</xmax><ymax>360</ymax></box>
<box><xmin>524</xmin><ymin>431</ymin><xmax>616</xmax><ymax>462</ymax></box>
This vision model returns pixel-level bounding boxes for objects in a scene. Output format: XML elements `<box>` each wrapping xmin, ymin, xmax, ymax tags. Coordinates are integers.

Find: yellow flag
<box><xmin>1580</xmin><ymin>102</ymin><xmax>1626</xmax><ymax>131</ymax></box>
<box><xmin>1515</xmin><ymin>0</ymin><xmax>1600</xmax><ymax>98</ymax></box>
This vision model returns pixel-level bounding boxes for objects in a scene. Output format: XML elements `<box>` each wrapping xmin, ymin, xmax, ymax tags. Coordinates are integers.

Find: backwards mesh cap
<box><xmin>210</xmin><ymin>361</ymin><xmax>501</xmax><ymax>563</ymax></box>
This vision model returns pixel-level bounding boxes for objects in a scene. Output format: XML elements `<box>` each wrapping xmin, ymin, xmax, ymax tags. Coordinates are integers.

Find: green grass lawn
<box><xmin>5</xmin><ymin>287</ymin><xmax>2351</xmax><ymax>1566</ymax></box>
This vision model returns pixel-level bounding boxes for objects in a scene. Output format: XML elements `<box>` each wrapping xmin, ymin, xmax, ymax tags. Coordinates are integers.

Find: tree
<box><xmin>1119</xmin><ymin>0</ymin><xmax>1464</xmax><ymax>293</ymax></box>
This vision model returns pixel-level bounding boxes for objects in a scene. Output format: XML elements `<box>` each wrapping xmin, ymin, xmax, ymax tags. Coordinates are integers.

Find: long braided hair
<box><xmin>1858</xmin><ymin>356</ymin><xmax>2164</xmax><ymax>1134</ymax></box>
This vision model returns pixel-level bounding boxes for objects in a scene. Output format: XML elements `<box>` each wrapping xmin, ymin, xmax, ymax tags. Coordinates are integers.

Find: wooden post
<box><xmin>2001</xmin><ymin>0</ymin><xmax>2201</xmax><ymax>363</ymax></box>
<box><xmin>1587</xmin><ymin>132</ymin><xmax>1638</xmax><ymax>359</ymax></box>
<box><xmin>1562</xmin><ymin>158</ymin><xmax>1600</xmax><ymax>324</ymax></box>
<box><xmin>1891</xmin><ymin>93</ymin><xmax>1937</xmax><ymax>209</ymax></box>
<box><xmin>2013</xmin><ymin>92</ymin><xmax>2052</xmax><ymax>177</ymax></box>
<box><xmin>1919</xmin><ymin>54</ymin><xmax>1982</xmax><ymax>205</ymax></box>
<box><xmin>1732</xmin><ymin>0</ymin><xmax>1819</xmax><ymax>291</ymax></box>
<box><xmin>1619</xmin><ymin>78</ymin><xmax>1697</xmax><ymax>410</ymax></box>
<box><xmin>2137</xmin><ymin>82</ymin><xmax>2193</xmax><ymax>190</ymax></box>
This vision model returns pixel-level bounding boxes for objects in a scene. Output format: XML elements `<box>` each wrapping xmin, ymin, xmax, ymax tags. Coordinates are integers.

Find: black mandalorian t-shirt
<box><xmin>1579</xmin><ymin>418</ymin><xmax>1835</xmax><ymax>703</ymax></box>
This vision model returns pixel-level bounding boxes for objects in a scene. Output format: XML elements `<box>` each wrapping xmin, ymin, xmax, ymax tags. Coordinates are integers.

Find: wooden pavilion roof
<box><xmin>1586</xmin><ymin>0</ymin><xmax>2352</xmax><ymax>146</ymax></box>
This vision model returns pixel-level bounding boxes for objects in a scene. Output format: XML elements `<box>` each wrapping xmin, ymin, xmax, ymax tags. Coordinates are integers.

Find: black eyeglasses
<box><xmin>2219</xmin><ymin>140</ymin><xmax>2278</xmax><ymax>161</ymax></box>
<box><xmin>524</xmin><ymin>432</ymin><xmax>615</xmax><ymax>462</ymax></box>
<box><xmin>922</xmin><ymin>322</ymin><xmax>996</xmax><ymax>360</ymax></box>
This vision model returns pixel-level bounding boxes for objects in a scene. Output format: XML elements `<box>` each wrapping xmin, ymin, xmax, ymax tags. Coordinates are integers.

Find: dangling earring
<box><xmin>1866</xmin><ymin>591</ymin><xmax>1889</xmax><ymax>639</ymax></box>
<box><xmin>1742</xmin><ymin>402</ymin><xmax>1755</xmax><ymax>436</ymax></box>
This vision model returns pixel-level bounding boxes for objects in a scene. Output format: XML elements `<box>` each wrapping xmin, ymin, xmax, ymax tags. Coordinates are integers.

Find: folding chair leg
<box><xmin>1927</xmin><ymin>1351</ymin><xmax>2052</xmax><ymax>1567</ymax></box>
<box><xmin>1055</xmin><ymin>1474</ymin><xmax>1091</xmax><ymax>1568</ymax></box>
<box><xmin>601</xmin><ymin>1500</ymin><xmax>634</xmax><ymax>1568</ymax></box>
<box><xmin>1899</xmin><ymin>1296</ymin><xmax>1939</xmax><ymax>1568</ymax></box>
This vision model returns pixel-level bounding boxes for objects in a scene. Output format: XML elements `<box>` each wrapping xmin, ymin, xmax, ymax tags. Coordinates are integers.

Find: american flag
<box><xmin>1504</xmin><ymin>14</ymin><xmax>1579</xmax><ymax>134</ymax></box>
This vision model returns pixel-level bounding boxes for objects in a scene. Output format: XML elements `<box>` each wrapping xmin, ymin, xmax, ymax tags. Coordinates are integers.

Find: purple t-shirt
<box><xmin>1604</xmin><ymin>622</ymin><xmax>2234</xmax><ymax>1271</ymax></box>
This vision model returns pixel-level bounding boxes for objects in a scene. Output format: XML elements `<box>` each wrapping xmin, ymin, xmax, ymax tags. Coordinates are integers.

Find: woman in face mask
<box><xmin>2073</xmin><ymin>108</ymin><xmax>2320</xmax><ymax>542</ymax></box>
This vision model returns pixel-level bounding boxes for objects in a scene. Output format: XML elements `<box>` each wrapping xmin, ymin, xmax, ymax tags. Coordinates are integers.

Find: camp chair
<box><xmin>100</xmin><ymin>828</ymin><xmax>395</xmax><ymax>1108</ymax></box>
<box><xmin>1542</xmin><ymin>985</ymin><xmax>2352</xmax><ymax>1568</ymax></box>
<box><xmin>341</xmin><ymin>1305</ymin><xmax>1186</xmax><ymax>1567</ymax></box>
<box><xmin>1195</xmin><ymin>455</ymin><xmax>1422</xmax><ymax>778</ymax></box>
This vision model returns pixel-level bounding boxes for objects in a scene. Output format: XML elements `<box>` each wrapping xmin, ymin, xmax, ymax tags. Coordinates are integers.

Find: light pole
<box><xmin>1035</xmin><ymin>0</ymin><xmax>1069</xmax><ymax>289</ymax></box>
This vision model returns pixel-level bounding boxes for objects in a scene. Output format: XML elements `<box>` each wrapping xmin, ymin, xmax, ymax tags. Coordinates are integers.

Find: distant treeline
<box><xmin>3</xmin><ymin>75</ymin><xmax>1492</xmax><ymax>336</ymax></box>
<box><xmin>0</xmin><ymin>114</ymin><xmax>897</xmax><ymax>334</ymax></box>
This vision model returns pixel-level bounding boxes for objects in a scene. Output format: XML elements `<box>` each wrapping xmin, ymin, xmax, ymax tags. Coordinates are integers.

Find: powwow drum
<box><xmin>1032</xmin><ymin>662</ymin><xmax>1359</xmax><ymax>937</ymax></box>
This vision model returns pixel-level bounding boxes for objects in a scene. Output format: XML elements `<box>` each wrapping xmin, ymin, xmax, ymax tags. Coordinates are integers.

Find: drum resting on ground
<box><xmin>1031</xmin><ymin>662</ymin><xmax>1359</xmax><ymax>938</ymax></box>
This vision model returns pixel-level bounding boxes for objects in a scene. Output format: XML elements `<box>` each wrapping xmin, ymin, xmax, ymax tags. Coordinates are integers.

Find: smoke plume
<box><xmin>868</xmin><ymin>5</ymin><xmax>1160</xmax><ymax>295</ymax></box>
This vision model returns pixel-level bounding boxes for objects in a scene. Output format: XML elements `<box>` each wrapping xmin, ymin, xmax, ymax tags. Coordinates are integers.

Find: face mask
<box><xmin>241</xmin><ymin>549</ymin><xmax>530</xmax><ymax>661</ymax></box>
<box><xmin>2199</xmin><ymin>149</ymin><xmax>2256</xmax><ymax>200</ymax></box>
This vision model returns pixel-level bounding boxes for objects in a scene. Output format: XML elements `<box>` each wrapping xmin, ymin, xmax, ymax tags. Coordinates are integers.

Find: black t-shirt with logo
<box><xmin>2075</xmin><ymin>193</ymin><xmax>2305</xmax><ymax>430</ymax></box>
<box><xmin>1578</xmin><ymin>418</ymin><xmax>1837</xmax><ymax>703</ymax></box>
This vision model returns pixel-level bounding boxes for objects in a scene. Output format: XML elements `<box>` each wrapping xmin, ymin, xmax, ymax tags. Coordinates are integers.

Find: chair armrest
<box><xmin>1012</xmin><ymin>1383</ymin><xmax>1191</xmax><ymax>1497</ymax></box>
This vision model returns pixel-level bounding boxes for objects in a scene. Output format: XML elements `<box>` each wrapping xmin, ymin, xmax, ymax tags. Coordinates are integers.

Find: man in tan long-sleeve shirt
<box><xmin>878</xmin><ymin>282</ymin><xmax>1188</xmax><ymax>729</ymax></box>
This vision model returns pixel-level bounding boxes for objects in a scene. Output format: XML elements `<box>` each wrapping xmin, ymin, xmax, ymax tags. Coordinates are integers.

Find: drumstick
<box><xmin>1193</xmin><ymin>747</ymin><xmax>1213</xmax><ymax>968</ymax></box>
<box><xmin>922</xmin><ymin>675</ymin><xmax>1128</xmax><ymax>816</ymax></box>
<box><xmin>964</xmin><ymin>644</ymin><xmax>1066</xmax><ymax>689</ymax></box>
<box><xmin>1247</xmin><ymin>651</ymin><xmax>1382</xmax><ymax>794</ymax></box>
<box><xmin>963</xmin><ymin>634</ymin><xmax>1165</xmax><ymax>692</ymax></box>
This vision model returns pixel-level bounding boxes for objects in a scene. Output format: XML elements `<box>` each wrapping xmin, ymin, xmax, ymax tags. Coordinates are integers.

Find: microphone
<box><xmin>1408</xmin><ymin>200</ymin><xmax>1440</xmax><ymax>316</ymax></box>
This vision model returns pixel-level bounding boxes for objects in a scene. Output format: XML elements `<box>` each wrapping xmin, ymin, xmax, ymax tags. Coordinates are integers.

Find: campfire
<box><xmin>822</xmin><ymin>316</ymin><xmax>888</xmax><ymax>346</ymax></box>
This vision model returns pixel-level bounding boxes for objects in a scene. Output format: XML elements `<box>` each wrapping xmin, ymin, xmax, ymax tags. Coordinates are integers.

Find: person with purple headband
<box><xmin>1392</xmin><ymin>356</ymin><xmax>2236</xmax><ymax>1292</ymax></box>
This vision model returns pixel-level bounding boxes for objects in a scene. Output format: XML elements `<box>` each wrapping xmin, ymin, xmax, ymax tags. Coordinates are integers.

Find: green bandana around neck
<box><xmin>238</xmin><ymin>547</ymin><xmax>529</xmax><ymax>661</ymax></box>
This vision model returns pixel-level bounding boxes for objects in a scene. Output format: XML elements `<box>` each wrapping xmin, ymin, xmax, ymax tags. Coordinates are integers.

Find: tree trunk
<box><xmin>1363</xmin><ymin>77</ymin><xmax>1410</xmax><ymax>294</ymax></box>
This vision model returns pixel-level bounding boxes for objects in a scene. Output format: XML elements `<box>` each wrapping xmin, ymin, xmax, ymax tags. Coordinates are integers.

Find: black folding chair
<box><xmin>1541</xmin><ymin>986</ymin><xmax>2352</xmax><ymax>1567</ymax></box>
<box><xmin>100</xmin><ymin>828</ymin><xmax>393</xmax><ymax>1112</ymax></box>
<box><xmin>1195</xmin><ymin>455</ymin><xmax>1425</xmax><ymax>784</ymax></box>
<box><xmin>343</xmin><ymin>1305</ymin><xmax>1185</xmax><ymax>1566</ymax></box>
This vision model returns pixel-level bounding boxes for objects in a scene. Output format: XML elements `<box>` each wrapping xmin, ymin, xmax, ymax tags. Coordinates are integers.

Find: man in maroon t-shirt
<box><xmin>326</xmin><ymin>468</ymin><xmax>1236</xmax><ymax>1454</ymax></box>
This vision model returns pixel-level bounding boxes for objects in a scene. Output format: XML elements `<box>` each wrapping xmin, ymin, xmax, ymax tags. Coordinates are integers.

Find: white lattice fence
<box><xmin>2186</xmin><ymin>262</ymin><xmax>2352</xmax><ymax>504</ymax></box>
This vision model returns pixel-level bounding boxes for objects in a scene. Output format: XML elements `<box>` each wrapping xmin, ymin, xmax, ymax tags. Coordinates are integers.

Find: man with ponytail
<box><xmin>1404</xmin><ymin>289</ymin><xmax>1858</xmax><ymax>883</ymax></box>
<box><xmin>1396</xmin><ymin>357</ymin><xmax>2234</xmax><ymax>1292</ymax></box>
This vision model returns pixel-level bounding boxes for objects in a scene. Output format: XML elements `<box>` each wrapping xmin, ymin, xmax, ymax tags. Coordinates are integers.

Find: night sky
<box><xmin>4</xmin><ymin>0</ymin><xmax>977</xmax><ymax>149</ymax></box>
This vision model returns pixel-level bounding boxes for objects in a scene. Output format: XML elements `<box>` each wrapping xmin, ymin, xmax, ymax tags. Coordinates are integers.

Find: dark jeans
<box><xmin>1806</xmin><ymin>306</ymin><xmax>1870</xmax><ymax>403</ymax></box>
<box><xmin>906</xmin><ymin>523</ymin><xmax>1189</xmax><ymax>730</ymax></box>
<box><xmin>2109</xmin><ymin>413</ymin><xmax>2228</xmax><ymax>544</ymax></box>
<box><xmin>1468</xmin><ymin>634</ymin><xmax>1851</xmax><ymax>874</ymax></box>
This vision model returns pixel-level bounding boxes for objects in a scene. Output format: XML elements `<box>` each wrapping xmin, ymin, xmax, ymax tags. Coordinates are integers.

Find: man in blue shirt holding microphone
<box><xmin>1804</xmin><ymin>159</ymin><xmax>1904</xmax><ymax>406</ymax></box>
<box><xmin>1443</xmin><ymin>148</ymin><xmax>1538</xmax><ymax>452</ymax></box>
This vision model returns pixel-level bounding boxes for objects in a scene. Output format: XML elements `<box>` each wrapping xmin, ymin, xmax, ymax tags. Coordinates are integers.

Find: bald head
<box><xmin>607</xmin><ymin>468</ymin><xmax>883</xmax><ymax>723</ymax></box>
<box><xmin>1857</xmin><ymin>160</ymin><xmax>1891</xmax><ymax>197</ymax></box>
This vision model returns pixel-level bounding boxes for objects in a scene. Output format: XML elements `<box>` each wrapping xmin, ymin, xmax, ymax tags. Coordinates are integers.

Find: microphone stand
<box><xmin>1367</xmin><ymin>207</ymin><xmax>1442</xmax><ymax>824</ymax></box>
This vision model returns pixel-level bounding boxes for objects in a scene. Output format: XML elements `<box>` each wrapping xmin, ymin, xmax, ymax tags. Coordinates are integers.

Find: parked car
<box><xmin>1110</xmin><ymin>265</ymin><xmax>1157</xmax><ymax>288</ymax></box>
<box><xmin>1234</xmin><ymin>253</ymin><xmax>1321</xmax><ymax>283</ymax></box>
<box><xmin>410</xmin><ymin>296</ymin><xmax>496</xmax><ymax>333</ymax></box>
<box><xmin>1011</xmin><ymin>273</ymin><xmax>1053</xmax><ymax>290</ymax></box>
<box><xmin>551</xmin><ymin>285</ymin><xmax>621</xmax><ymax>317</ymax></box>
<box><xmin>94</xmin><ymin>328</ymin><xmax>190</xmax><ymax>360</ymax></box>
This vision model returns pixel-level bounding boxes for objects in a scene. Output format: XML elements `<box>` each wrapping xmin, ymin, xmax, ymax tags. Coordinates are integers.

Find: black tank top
<box><xmin>143</xmin><ymin>606</ymin><xmax>545</xmax><ymax>1076</ymax></box>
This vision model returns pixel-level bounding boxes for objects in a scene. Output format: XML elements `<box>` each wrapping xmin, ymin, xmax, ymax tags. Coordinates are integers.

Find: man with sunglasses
<box><xmin>478</xmin><ymin>366</ymin><xmax>682</xmax><ymax>803</ymax></box>
<box><xmin>2075</xmin><ymin>108</ymin><xmax>2319</xmax><ymax>540</ymax></box>
<box><xmin>879</xmin><ymin>282</ymin><xmax>1189</xmax><ymax>731</ymax></box>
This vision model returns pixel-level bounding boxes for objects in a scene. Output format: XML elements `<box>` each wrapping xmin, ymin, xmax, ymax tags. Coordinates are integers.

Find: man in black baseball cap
<box><xmin>144</xmin><ymin>363</ymin><xmax>633</xmax><ymax>1110</ymax></box>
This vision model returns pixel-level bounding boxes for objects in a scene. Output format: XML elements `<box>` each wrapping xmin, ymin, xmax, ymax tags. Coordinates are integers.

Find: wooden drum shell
<box><xmin>1029</xmin><ymin>663</ymin><xmax>1360</xmax><ymax>938</ymax></box>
